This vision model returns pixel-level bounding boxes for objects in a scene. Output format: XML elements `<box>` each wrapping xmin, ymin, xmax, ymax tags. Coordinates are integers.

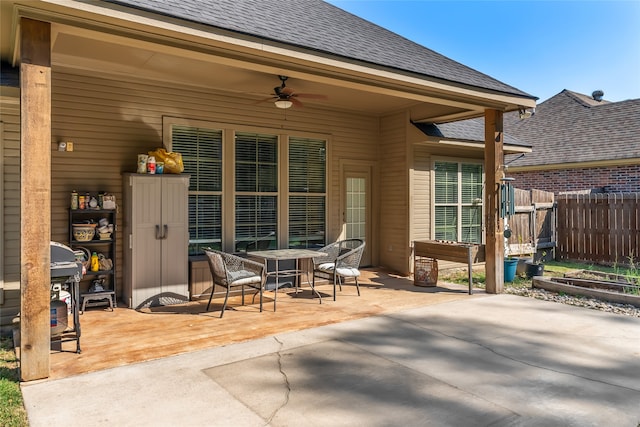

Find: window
<box><xmin>167</xmin><ymin>119</ymin><xmax>327</xmax><ymax>254</ymax></box>
<box><xmin>289</xmin><ymin>138</ymin><xmax>326</xmax><ymax>248</ymax></box>
<box><xmin>434</xmin><ymin>160</ymin><xmax>483</xmax><ymax>244</ymax></box>
<box><xmin>234</xmin><ymin>132</ymin><xmax>278</xmax><ymax>251</ymax></box>
<box><xmin>171</xmin><ymin>125</ymin><xmax>223</xmax><ymax>255</ymax></box>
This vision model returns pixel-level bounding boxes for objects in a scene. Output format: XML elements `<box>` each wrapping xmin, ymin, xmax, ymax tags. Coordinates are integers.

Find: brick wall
<box><xmin>507</xmin><ymin>164</ymin><xmax>640</xmax><ymax>194</ymax></box>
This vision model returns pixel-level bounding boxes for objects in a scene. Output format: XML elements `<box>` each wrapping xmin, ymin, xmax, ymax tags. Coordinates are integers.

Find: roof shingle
<box><xmin>413</xmin><ymin>120</ymin><xmax>529</xmax><ymax>148</ymax></box>
<box><xmin>103</xmin><ymin>0</ymin><xmax>535</xmax><ymax>99</ymax></box>
<box><xmin>505</xmin><ymin>90</ymin><xmax>640</xmax><ymax>167</ymax></box>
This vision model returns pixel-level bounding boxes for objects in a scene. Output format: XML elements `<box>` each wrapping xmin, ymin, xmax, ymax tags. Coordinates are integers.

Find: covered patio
<box><xmin>45</xmin><ymin>269</ymin><xmax>479</xmax><ymax>380</ymax></box>
<box><xmin>1</xmin><ymin>0</ymin><xmax>537</xmax><ymax>381</ymax></box>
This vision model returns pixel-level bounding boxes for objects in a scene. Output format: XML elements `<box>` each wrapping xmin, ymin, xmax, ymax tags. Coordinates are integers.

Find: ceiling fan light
<box><xmin>275</xmin><ymin>99</ymin><xmax>293</xmax><ymax>109</ymax></box>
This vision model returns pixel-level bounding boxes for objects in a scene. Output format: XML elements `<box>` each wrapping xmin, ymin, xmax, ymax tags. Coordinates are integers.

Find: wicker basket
<box><xmin>414</xmin><ymin>257</ymin><xmax>438</xmax><ymax>287</ymax></box>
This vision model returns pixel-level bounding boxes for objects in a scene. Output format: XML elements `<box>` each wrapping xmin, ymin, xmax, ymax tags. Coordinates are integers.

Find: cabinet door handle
<box><xmin>163</xmin><ymin>225</ymin><xmax>168</xmax><ymax>240</ymax></box>
<box><xmin>155</xmin><ymin>224</ymin><xmax>161</xmax><ymax>240</ymax></box>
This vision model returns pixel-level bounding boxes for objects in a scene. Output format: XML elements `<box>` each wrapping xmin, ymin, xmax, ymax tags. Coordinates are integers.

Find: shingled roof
<box><xmin>504</xmin><ymin>90</ymin><xmax>640</xmax><ymax>168</ymax></box>
<box><xmin>413</xmin><ymin>120</ymin><xmax>529</xmax><ymax>149</ymax></box>
<box><xmin>103</xmin><ymin>0</ymin><xmax>535</xmax><ymax>100</ymax></box>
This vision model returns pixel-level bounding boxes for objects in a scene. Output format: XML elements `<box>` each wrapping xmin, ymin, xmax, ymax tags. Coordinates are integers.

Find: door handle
<box><xmin>155</xmin><ymin>225</ymin><xmax>161</xmax><ymax>240</ymax></box>
<box><xmin>163</xmin><ymin>225</ymin><xmax>168</xmax><ymax>240</ymax></box>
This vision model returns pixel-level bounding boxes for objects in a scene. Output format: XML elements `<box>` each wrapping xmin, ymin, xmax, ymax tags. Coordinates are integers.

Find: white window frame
<box><xmin>163</xmin><ymin>117</ymin><xmax>330</xmax><ymax>253</ymax></box>
<box><xmin>234</xmin><ymin>131</ymin><xmax>279</xmax><ymax>252</ymax></box>
<box><xmin>288</xmin><ymin>136</ymin><xmax>327</xmax><ymax>249</ymax></box>
<box><xmin>431</xmin><ymin>157</ymin><xmax>485</xmax><ymax>244</ymax></box>
<box><xmin>165</xmin><ymin>118</ymin><xmax>224</xmax><ymax>255</ymax></box>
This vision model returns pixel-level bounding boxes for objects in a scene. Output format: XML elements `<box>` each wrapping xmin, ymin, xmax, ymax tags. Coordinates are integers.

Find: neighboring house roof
<box><xmin>103</xmin><ymin>0</ymin><xmax>535</xmax><ymax>100</ymax></box>
<box><xmin>413</xmin><ymin>120</ymin><xmax>529</xmax><ymax>149</ymax></box>
<box><xmin>504</xmin><ymin>89</ymin><xmax>640</xmax><ymax>168</ymax></box>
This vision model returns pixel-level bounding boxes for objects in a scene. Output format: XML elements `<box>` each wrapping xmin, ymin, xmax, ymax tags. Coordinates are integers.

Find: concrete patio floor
<box><xmin>21</xmin><ymin>290</ymin><xmax>640</xmax><ymax>426</ymax></box>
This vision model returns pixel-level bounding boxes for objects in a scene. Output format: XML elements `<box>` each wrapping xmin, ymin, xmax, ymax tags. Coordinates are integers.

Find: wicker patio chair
<box><xmin>203</xmin><ymin>248</ymin><xmax>267</xmax><ymax>317</ymax></box>
<box><xmin>312</xmin><ymin>238</ymin><xmax>365</xmax><ymax>301</ymax></box>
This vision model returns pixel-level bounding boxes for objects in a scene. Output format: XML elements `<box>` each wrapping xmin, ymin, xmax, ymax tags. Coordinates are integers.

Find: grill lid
<box><xmin>50</xmin><ymin>241</ymin><xmax>82</xmax><ymax>278</ymax></box>
<box><xmin>51</xmin><ymin>241</ymin><xmax>76</xmax><ymax>263</ymax></box>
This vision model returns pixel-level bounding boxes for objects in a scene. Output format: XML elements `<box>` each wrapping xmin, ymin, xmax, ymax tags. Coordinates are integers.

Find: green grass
<box><xmin>0</xmin><ymin>336</ymin><xmax>28</xmax><ymax>427</ymax></box>
<box><xmin>440</xmin><ymin>268</ymin><xmax>530</xmax><ymax>289</ymax></box>
<box><xmin>439</xmin><ymin>260</ymin><xmax>637</xmax><ymax>289</ymax></box>
<box><xmin>544</xmin><ymin>260</ymin><xmax>633</xmax><ymax>276</ymax></box>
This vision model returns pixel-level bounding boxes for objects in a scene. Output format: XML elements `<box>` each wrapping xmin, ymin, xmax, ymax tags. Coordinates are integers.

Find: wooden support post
<box><xmin>484</xmin><ymin>109</ymin><xmax>504</xmax><ymax>294</ymax></box>
<box><xmin>20</xmin><ymin>18</ymin><xmax>52</xmax><ymax>381</ymax></box>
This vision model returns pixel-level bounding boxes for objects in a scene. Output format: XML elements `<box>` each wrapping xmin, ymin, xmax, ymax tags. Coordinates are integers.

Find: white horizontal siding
<box><xmin>1</xmin><ymin>95</ymin><xmax>21</xmax><ymax>332</ymax></box>
<box><xmin>379</xmin><ymin>112</ymin><xmax>409</xmax><ymax>274</ymax></box>
<box><xmin>413</xmin><ymin>145</ymin><xmax>432</xmax><ymax>242</ymax></box>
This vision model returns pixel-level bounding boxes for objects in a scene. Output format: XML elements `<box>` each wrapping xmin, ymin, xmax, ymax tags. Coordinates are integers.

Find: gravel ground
<box><xmin>504</xmin><ymin>285</ymin><xmax>640</xmax><ymax>318</ymax></box>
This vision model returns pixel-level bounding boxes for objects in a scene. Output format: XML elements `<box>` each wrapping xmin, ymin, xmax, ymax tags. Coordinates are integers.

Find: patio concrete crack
<box><xmin>264</xmin><ymin>336</ymin><xmax>291</xmax><ymax>426</ymax></box>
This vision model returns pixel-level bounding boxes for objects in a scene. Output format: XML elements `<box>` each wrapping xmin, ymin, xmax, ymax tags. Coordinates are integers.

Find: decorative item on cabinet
<box><xmin>69</xmin><ymin>206</ymin><xmax>117</xmax><ymax>311</ymax></box>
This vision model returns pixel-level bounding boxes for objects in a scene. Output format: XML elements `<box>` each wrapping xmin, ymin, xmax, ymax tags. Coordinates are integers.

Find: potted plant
<box><xmin>525</xmin><ymin>251</ymin><xmax>546</xmax><ymax>278</ymax></box>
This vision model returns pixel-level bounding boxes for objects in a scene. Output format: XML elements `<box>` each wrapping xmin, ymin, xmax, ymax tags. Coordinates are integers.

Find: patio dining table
<box><xmin>249</xmin><ymin>248</ymin><xmax>327</xmax><ymax>310</ymax></box>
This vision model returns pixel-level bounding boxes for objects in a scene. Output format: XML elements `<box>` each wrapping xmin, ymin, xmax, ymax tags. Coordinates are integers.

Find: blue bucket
<box><xmin>504</xmin><ymin>258</ymin><xmax>518</xmax><ymax>282</ymax></box>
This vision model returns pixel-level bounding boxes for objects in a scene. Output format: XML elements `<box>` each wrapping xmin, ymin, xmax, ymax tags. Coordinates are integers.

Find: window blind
<box><xmin>235</xmin><ymin>132</ymin><xmax>278</xmax><ymax>250</ymax></box>
<box><xmin>288</xmin><ymin>137</ymin><xmax>326</xmax><ymax>248</ymax></box>
<box><xmin>461</xmin><ymin>164</ymin><xmax>483</xmax><ymax>203</ymax></box>
<box><xmin>235</xmin><ymin>132</ymin><xmax>278</xmax><ymax>193</ymax></box>
<box><xmin>171</xmin><ymin>125</ymin><xmax>223</xmax><ymax>254</ymax></box>
<box><xmin>434</xmin><ymin>162</ymin><xmax>458</xmax><ymax>204</ymax></box>
<box><xmin>434</xmin><ymin>160</ymin><xmax>483</xmax><ymax>244</ymax></box>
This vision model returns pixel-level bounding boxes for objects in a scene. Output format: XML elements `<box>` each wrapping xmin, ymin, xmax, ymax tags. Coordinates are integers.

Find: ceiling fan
<box><xmin>258</xmin><ymin>75</ymin><xmax>327</xmax><ymax>109</ymax></box>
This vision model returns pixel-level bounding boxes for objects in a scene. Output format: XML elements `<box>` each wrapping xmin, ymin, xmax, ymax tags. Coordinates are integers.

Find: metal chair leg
<box><xmin>220</xmin><ymin>287</ymin><xmax>231</xmax><ymax>318</ymax></box>
<box><xmin>308</xmin><ymin>271</ymin><xmax>322</xmax><ymax>304</ymax></box>
<box><xmin>250</xmin><ymin>288</ymin><xmax>263</xmax><ymax>312</ymax></box>
<box><xmin>206</xmin><ymin>283</ymin><xmax>216</xmax><ymax>311</ymax></box>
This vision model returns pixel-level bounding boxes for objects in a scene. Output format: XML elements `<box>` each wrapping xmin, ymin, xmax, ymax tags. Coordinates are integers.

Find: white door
<box><xmin>343</xmin><ymin>167</ymin><xmax>372</xmax><ymax>266</ymax></box>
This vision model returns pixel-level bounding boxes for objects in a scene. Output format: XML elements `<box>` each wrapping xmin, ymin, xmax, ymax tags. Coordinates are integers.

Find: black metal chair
<box><xmin>312</xmin><ymin>238</ymin><xmax>365</xmax><ymax>301</ymax></box>
<box><xmin>203</xmin><ymin>248</ymin><xmax>267</xmax><ymax>317</ymax></box>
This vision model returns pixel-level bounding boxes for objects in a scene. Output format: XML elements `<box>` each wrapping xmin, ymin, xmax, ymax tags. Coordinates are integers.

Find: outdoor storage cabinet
<box><xmin>123</xmin><ymin>173</ymin><xmax>190</xmax><ymax>308</ymax></box>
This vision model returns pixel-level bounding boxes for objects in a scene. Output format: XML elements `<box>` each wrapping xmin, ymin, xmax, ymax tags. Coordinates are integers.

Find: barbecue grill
<box><xmin>50</xmin><ymin>241</ymin><xmax>82</xmax><ymax>353</ymax></box>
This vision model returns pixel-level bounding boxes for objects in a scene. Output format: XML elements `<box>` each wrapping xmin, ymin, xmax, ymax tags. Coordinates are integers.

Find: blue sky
<box><xmin>325</xmin><ymin>1</ymin><xmax>640</xmax><ymax>103</ymax></box>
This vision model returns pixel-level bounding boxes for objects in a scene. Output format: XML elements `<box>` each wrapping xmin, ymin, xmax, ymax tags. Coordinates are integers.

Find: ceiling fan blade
<box><xmin>293</xmin><ymin>93</ymin><xmax>328</xmax><ymax>100</ymax></box>
<box><xmin>290</xmin><ymin>97</ymin><xmax>304</xmax><ymax>108</ymax></box>
<box><xmin>280</xmin><ymin>87</ymin><xmax>294</xmax><ymax>95</ymax></box>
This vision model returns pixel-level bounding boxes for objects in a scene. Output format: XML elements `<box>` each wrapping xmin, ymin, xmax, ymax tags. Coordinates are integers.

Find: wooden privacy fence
<box><xmin>506</xmin><ymin>188</ymin><xmax>556</xmax><ymax>258</ymax></box>
<box><xmin>556</xmin><ymin>193</ymin><xmax>640</xmax><ymax>266</ymax></box>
